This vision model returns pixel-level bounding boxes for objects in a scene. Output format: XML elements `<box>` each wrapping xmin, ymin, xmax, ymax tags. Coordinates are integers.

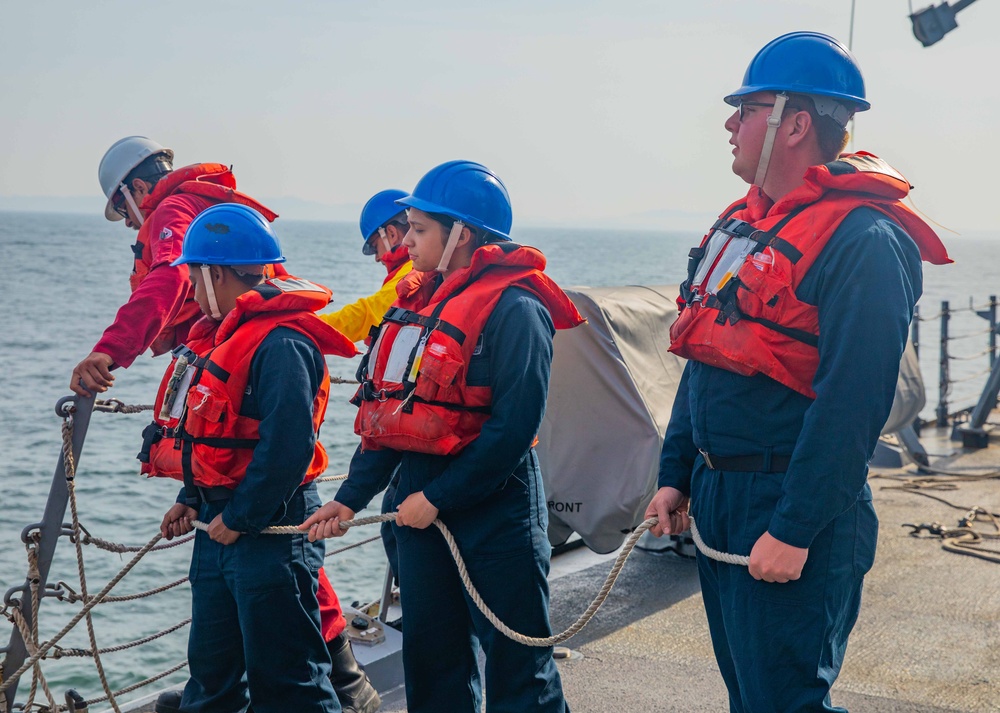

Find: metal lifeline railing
<box><xmin>911</xmin><ymin>295</ymin><xmax>999</xmax><ymax>430</ymax></box>
<box><xmin>0</xmin><ymin>389</ymin><xmax>382</xmax><ymax>713</ymax></box>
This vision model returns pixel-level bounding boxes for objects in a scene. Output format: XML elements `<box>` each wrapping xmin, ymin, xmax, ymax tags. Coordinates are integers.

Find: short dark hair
<box><xmin>787</xmin><ymin>94</ymin><xmax>850</xmax><ymax>161</ymax></box>
<box><xmin>125</xmin><ymin>152</ymin><xmax>173</xmax><ymax>189</ymax></box>
<box><xmin>187</xmin><ymin>263</ymin><xmax>265</xmax><ymax>287</ymax></box>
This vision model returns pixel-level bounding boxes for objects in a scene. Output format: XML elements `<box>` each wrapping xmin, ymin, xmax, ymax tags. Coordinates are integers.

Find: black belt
<box><xmin>698</xmin><ymin>449</ymin><xmax>791</xmax><ymax>473</ymax></box>
<box><xmin>197</xmin><ymin>485</ymin><xmax>235</xmax><ymax>503</ymax></box>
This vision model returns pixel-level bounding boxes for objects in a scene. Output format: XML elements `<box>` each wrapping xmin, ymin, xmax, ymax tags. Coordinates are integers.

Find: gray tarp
<box><xmin>536</xmin><ymin>284</ymin><xmax>925</xmax><ymax>554</ymax></box>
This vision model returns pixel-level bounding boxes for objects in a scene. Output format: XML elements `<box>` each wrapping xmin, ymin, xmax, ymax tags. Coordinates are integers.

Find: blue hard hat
<box><xmin>397</xmin><ymin>160</ymin><xmax>512</xmax><ymax>240</ymax></box>
<box><xmin>171</xmin><ymin>204</ymin><xmax>286</xmax><ymax>266</ymax></box>
<box><xmin>360</xmin><ymin>189</ymin><xmax>409</xmax><ymax>255</ymax></box>
<box><xmin>724</xmin><ymin>31</ymin><xmax>870</xmax><ymax>116</ymax></box>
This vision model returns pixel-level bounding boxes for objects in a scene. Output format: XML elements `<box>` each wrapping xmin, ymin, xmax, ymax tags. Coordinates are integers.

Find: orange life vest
<box><xmin>668</xmin><ymin>152</ymin><xmax>951</xmax><ymax>398</ymax></box>
<box><xmin>353</xmin><ymin>242</ymin><xmax>585</xmax><ymax>456</ymax></box>
<box><xmin>140</xmin><ymin>276</ymin><xmax>358</xmax><ymax>501</ymax></box>
<box><xmin>130</xmin><ymin>163</ymin><xmax>279</xmax><ymax>355</ymax></box>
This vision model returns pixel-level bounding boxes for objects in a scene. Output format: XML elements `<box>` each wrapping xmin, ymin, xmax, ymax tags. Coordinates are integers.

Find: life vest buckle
<box><xmin>360</xmin><ymin>380</ymin><xmax>392</xmax><ymax>403</ymax></box>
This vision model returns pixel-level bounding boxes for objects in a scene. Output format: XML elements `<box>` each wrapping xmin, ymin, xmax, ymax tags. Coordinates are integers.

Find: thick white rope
<box><xmin>688</xmin><ymin>517</ymin><xmax>750</xmax><ymax>567</ymax></box>
<box><xmin>186</xmin><ymin>511</ymin><xmax>750</xmax><ymax>648</ymax></box>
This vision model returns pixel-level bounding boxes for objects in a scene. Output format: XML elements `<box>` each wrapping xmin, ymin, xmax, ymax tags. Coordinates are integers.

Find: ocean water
<box><xmin>0</xmin><ymin>211</ymin><xmax>994</xmax><ymax>705</ymax></box>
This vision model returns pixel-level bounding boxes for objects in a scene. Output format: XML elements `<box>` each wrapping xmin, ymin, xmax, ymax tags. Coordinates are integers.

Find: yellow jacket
<box><xmin>319</xmin><ymin>260</ymin><xmax>413</xmax><ymax>343</ymax></box>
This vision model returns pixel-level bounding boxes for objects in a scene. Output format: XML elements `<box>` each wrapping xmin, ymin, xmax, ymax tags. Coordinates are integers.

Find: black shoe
<box><xmin>328</xmin><ymin>631</ymin><xmax>381</xmax><ymax>713</ymax></box>
<box><xmin>154</xmin><ymin>690</ymin><xmax>183</xmax><ymax>713</ymax></box>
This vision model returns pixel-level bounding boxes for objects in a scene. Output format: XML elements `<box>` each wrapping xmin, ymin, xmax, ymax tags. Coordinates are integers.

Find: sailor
<box><xmin>318</xmin><ymin>189</ymin><xmax>414</xmax><ymax>586</ymax></box>
<box><xmin>645</xmin><ymin>32</ymin><xmax>951</xmax><ymax>712</ymax></box>
<box><xmin>301</xmin><ymin>161</ymin><xmax>584</xmax><ymax>712</ymax></box>
<box><xmin>153</xmin><ymin>204</ymin><xmax>361</xmax><ymax>713</ymax></box>
<box><xmin>319</xmin><ymin>189</ymin><xmax>414</xmax><ymax>343</ymax></box>
<box><xmin>77</xmin><ymin>139</ymin><xmax>373</xmax><ymax>713</ymax></box>
<box><xmin>70</xmin><ymin>136</ymin><xmax>279</xmax><ymax>397</ymax></box>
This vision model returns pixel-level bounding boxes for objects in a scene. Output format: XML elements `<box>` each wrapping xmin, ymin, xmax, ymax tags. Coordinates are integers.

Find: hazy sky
<box><xmin>1</xmin><ymin>1</ymin><xmax>995</xmax><ymax>231</ymax></box>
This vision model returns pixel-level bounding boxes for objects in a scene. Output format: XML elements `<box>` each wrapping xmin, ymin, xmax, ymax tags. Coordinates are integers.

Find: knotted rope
<box><xmin>93</xmin><ymin>399</ymin><xmax>154</xmax><ymax>414</ymax></box>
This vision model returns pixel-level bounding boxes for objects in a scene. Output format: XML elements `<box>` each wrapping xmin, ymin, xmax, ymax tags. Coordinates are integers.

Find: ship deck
<box><xmin>386</xmin><ymin>424</ymin><xmax>999</xmax><ymax>713</ymax></box>
<box><xmin>122</xmin><ymin>424</ymin><xmax>1000</xmax><ymax>713</ymax></box>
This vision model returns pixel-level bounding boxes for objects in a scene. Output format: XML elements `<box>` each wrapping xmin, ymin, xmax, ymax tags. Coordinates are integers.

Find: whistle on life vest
<box><xmin>748</xmin><ymin>248</ymin><xmax>774</xmax><ymax>273</ymax></box>
<box><xmin>159</xmin><ymin>345</ymin><xmax>198</xmax><ymax>421</ymax></box>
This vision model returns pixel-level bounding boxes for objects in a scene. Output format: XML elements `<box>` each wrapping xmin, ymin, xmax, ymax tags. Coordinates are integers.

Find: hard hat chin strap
<box><xmin>436</xmin><ymin>220</ymin><xmax>465</xmax><ymax>273</ymax></box>
<box><xmin>753</xmin><ymin>93</ymin><xmax>788</xmax><ymax>187</ymax></box>
<box><xmin>119</xmin><ymin>183</ymin><xmax>145</xmax><ymax>227</ymax></box>
<box><xmin>377</xmin><ymin>227</ymin><xmax>393</xmax><ymax>257</ymax></box>
<box><xmin>200</xmin><ymin>265</ymin><xmax>223</xmax><ymax>321</ymax></box>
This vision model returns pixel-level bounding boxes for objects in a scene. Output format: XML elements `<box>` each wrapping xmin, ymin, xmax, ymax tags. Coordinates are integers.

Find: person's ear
<box><xmin>211</xmin><ymin>265</ymin><xmax>227</xmax><ymax>283</ymax></box>
<box><xmin>458</xmin><ymin>225</ymin><xmax>473</xmax><ymax>247</ymax></box>
<box><xmin>785</xmin><ymin>110</ymin><xmax>813</xmax><ymax>149</ymax></box>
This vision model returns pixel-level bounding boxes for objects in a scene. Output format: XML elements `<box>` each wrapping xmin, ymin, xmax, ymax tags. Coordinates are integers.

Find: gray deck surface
<box><xmin>121</xmin><ymin>427</ymin><xmax>1000</xmax><ymax>712</ymax></box>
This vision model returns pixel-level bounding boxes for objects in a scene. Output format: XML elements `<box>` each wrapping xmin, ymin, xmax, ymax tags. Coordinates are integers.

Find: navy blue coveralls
<box><xmin>180</xmin><ymin>328</ymin><xmax>339</xmax><ymax>713</ymax></box>
<box><xmin>659</xmin><ymin>208</ymin><xmax>922</xmax><ymax>713</ymax></box>
<box><xmin>336</xmin><ymin>287</ymin><xmax>570</xmax><ymax>713</ymax></box>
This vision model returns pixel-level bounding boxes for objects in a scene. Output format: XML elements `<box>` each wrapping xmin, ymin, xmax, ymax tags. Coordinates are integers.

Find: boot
<box><xmin>153</xmin><ymin>690</ymin><xmax>183</xmax><ymax>713</ymax></box>
<box><xmin>328</xmin><ymin>630</ymin><xmax>381</xmax><ymax>713</ymax></box>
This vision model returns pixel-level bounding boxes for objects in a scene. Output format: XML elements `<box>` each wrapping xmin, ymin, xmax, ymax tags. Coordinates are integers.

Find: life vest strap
<box><xmin>382</xmin><ymin>307</ymin><xmax>467</xmax><ymax>346</ymax></box>
<box><xmin>354</xmin><ymin>380</ymin><xmax>491</xmax><ymax>414</ymax></box>
<box><xmin>199</xmin><ymin>359</ymin><xmax>230</xmax><ymax>384</ymax></box>
<box><xmin>181</xmin><ymin>433</ymin><xmax>260</xmax><ymax>449</ymax></box>
<box><xmin>704</xmin><ymin>293</ymin><xmax>820</xmax><ymax>347</ymax></box>
<box><xmin>738</xmin><ymin>313</ymin><xmax>819</xmax><ymax>347</ymax></box>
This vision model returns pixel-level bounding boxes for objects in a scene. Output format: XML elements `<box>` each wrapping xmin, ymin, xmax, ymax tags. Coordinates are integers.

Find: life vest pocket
<box><xmin>734</xmin><ymin>258</ymin><xmax>792</xmax><ymax>321</ymax></box>
<box><xmin>417</xmin><ymin>342</ymin><xmax>462</xmax><ymax>387</ymax></box>
<box><xmin>184</xmin><ymin>384</ymin><xmax>230</xmax><ymax>436</ymax></box>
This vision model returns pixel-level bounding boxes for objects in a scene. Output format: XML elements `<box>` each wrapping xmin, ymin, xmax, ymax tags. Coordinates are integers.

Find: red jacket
<box><xmin>668</xmin><ymin>152</ymin><xmax>950</xmax><ymax>397</ymax></box>
<box><xmin>354</xmin><ymin>243</ymin><xmax>584</xmax><ymax>455</ymax></box>
<box><xmin>141</xmin><ymin>277</ymin><xmax>357</xmax><ymax>489</ymax></box>
<box><xmin>381</xmin><ymin>245</ymin><xmax>411</xmax><ymax>285</ymax></box>
<box><xmin>93</xmin><ymin>164</ymin><xmax>277</xmax><ymax>367</ymax></box>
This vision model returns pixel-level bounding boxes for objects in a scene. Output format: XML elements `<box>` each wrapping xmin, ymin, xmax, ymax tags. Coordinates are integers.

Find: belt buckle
<box><xmin>698</xmin><ymin>449</ymin><xmax>715</xmax><ymax>470</ymax></box>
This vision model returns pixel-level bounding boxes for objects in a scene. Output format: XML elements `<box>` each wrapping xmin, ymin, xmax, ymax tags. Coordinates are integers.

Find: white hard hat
<box><xmin>98</xmin><ymin>136</ymin><xmax>174</xmax><ymax>221</ymax></box>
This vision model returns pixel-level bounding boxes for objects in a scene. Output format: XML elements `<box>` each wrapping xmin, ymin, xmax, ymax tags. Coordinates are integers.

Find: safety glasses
<box><xmin>737</xmin><ymin>99</ymin><xmax>804</xmax><ymax>122</ymax></box>
<box><xmin>737</xmin><ymin>100</ymin><xmax>776</xmax><ymax>121</ymax></box>
<box><xmin>112</xmin><ymin>194</ymin><xmax>128</xmax><ymax>219</ymax></box>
